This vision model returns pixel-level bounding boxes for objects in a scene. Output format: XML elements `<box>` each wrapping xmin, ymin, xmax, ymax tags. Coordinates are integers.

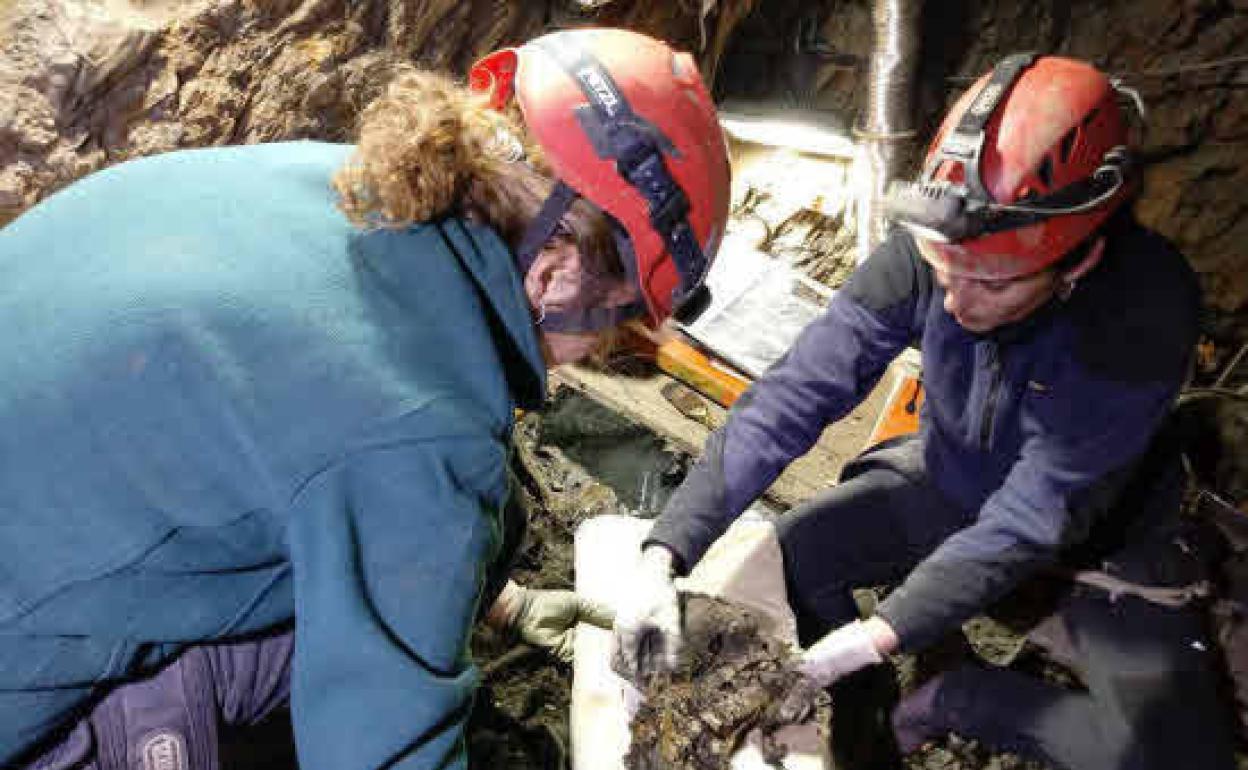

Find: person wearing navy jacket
<box><xmin>0</xmin><ymin>28</ymin><xmax>731</xmax><ymax>770</ymax></box>
<box><xmin>615</xmin><ymin>55</ymin><xmax>1236</xmax><ymax>770</ymax></box>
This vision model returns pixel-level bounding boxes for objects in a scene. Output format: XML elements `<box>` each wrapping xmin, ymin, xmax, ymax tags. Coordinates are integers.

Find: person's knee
<box><xmin>200</xmin><ymin>631</ymin><xmax>294</xmax><ymax>727</ymax></box>
<box><xmin>76</xmin><ymin>652</ymin><xmax>222</xmax><ymax>770</ymax></box>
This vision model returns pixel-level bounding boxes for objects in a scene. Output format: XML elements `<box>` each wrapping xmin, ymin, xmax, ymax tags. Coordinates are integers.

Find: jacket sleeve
<box><xmin>647</xmin><ymin>232</ymin><xmax>930</xmax><ymax>571</ymax></box>
<box><xmin>288</xmin><ymin>435</ymin><xmax>507</xmax><ymax>770</ymax></box>
<box><xmin>876</xmin><ymin>372</ymin><xmax>1183</xmax><ymax>652</ymax></box>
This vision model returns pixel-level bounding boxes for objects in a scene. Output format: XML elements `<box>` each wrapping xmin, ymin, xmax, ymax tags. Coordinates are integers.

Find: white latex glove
<box><xmin>612</xmin><ymin>545</ymin><xmax>683</xmax><ymax>679</ymax></box>
<box><xmin>489</xmin><ymin>582</ymin><xmax>615</xmax><ymax>663</ymax></box>
<box><xmin>796</xmin><ymin>619</ymin><xmax>884</xmax><ymax>689</ymax></box>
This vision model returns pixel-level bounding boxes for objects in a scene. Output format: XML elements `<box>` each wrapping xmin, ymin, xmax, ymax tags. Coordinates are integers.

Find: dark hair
<box><xmin>1053</xmin><ymin>208</ymin><xmax>1131</xmax><ymax>274</ymax></box>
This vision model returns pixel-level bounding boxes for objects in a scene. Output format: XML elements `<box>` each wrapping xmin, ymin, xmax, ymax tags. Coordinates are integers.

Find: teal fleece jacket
<box><xmin>0</xmin><ymin>142</ymin><xmax>546</xmax><ymax>768</ymax></box>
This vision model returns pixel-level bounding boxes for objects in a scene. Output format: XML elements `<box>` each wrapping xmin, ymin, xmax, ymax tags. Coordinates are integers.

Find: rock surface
<box><xmin>0</xmin><ymin>0</ymin><xmax>756</xmax><ymax>224</ymax></box>
<box><xmin>717</xmin><ymin>0</ymin><xmax>1247</xmax><ymax>339</ymax></box>
<box><xmin>2</xmin><ymin>0</ymin><xmax>1241</xmax><ymax>345</ymax></box>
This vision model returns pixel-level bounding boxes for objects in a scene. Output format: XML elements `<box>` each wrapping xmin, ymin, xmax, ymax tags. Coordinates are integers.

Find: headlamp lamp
<box><xmin>882</xmin><ymin>180</ymin><xmax>986</xmax><ymax>243</ymax></box>
<box><xmin>883</xmin><ymin>52</ymin><xmax>1134</xmax><ymax>245</ymax></box>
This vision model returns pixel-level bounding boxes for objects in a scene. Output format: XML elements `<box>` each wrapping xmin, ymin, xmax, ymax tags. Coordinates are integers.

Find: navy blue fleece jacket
<box><xmin>648</xmin><ymin>220</ymin><xmax>1198</xmax><ymax>651</ymax></box>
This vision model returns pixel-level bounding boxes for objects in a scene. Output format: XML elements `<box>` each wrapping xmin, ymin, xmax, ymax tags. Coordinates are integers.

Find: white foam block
<box><xmin>572</xmin><ymin>513</ymin><xmax>830</xmax><ymax>770</ymax></box>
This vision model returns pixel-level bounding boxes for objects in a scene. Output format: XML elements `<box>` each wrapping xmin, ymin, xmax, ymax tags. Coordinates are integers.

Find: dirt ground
<box><xmin>465</xmin><ymin>385</ymin><xmax>1051</xmax><ymax>770</ymax></box>
<box><xmin>226</xmin><ymin>380</ymin><xmax>1246</xmax><ymax>770</ymax></box>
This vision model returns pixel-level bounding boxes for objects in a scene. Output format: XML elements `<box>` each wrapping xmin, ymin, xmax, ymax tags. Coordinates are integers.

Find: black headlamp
<box><xmin>883</xmin><ymin>52</ymin><xmax>1133</xmax><ymax>244</ymax></box>
<box><xmin>882</xmin><ymin>180</ymin><xmax>989</xmax><ymax>243</ymax></box>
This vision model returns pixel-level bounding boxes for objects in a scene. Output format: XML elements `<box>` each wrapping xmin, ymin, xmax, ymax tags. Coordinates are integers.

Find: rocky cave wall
<box><xmin>1</xmin><ymin>0</ymin><xmax>1244</xmax><ymax>358</ymax></box>
<box><xmin>718</xmin><ymin>0</ymin><xmax>1248</xmax><ymax>365</ymax></box>
<box><xmin>0</xmin><ymin>0</ymin><xmax>756</xmax><ymax>221</ymax></box>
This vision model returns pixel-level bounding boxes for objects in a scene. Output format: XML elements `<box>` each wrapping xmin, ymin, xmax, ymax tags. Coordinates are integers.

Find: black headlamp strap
<box><xmin>926</xmin><ymin>52</ymin><xmax>1038</xmax><ymax>200</ymax></box>
<box><xmin>531</xmin><ymin>36</ymin><xmax>708</xmax><ymax>313</ymax></box>
<box><xmin>977</xmin><ymin>153</ymin><xmax>1130</xmax><ymax>234</ymax></box>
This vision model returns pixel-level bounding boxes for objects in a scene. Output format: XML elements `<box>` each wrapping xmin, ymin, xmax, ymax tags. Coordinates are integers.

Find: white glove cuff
<box><xmin>639</xmin><ymin>544</ymin><xmax>677</xmax><ymax>578</ymax></box>
<box><xmin>837</xmin><ymin>619</ymin><xmax>884</xmax><ymax>670</ymax></box>
<box><xmin>800</xmin><ymin>619</ymin><xmax>884</xmax><ymax>687</ymax></box>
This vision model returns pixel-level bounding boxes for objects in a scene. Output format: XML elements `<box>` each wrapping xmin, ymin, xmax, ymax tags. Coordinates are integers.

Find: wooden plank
<box><xmin>654</xmin><ymin>337</ymin><xmax>751</xmax><ymax>407</ymax></box>
<box><xmin>550</xmin><ymin>363</ymin><xmax>895</xmax><ymax>511</ymax></box>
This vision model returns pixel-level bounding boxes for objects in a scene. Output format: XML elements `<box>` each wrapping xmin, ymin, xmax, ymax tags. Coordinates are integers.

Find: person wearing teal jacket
<box><xmin>0</xmin><ymin>28</ymin><xmax>731</xmax><ymax>770</ymax></box>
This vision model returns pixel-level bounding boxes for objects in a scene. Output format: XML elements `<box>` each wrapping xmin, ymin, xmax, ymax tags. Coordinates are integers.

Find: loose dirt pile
<box><xmin>467</xmin><ymin>389</ymin><xmax>1052</xmax><ymax>770</ymax></box>
<box><xmin>617</xmin><ymin>592</ymin><xmax>831</xmax><ymax>770</ymax></box>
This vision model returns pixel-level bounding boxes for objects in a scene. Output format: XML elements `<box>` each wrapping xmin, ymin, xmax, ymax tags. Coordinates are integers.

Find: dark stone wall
<box><xmin>2</xmin><ymin>0</ymin><xmax>1242</xmax><ymax>363</ymax></box>
<box><xmin>0</xmin><ymin>0</ymin><xmax>756</xmax><ymax>223</ymax></box>
<box><xmin>717</xmin><ymin>0</ymin><xmax>1247</xmax><ymax>359</ymax></box>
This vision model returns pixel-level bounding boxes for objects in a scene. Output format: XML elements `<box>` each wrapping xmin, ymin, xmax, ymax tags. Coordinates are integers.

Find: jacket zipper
<box><xmin>980</xmin><ymin>342</ymin><xmax>1003</xmax><ymax>449</ymax></box>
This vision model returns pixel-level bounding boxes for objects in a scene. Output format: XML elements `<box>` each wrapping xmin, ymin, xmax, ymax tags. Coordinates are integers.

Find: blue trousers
<box><xmin>775</xmin><ymin>438</ymin><xmax>1236</xmax><ymax>770</ymax></box>
<box><xmin>10</xmin><ymin>470</ymin><xmax>530</xmax><ymax>770</ymax></box>
<box><xmin>20</xmin><ymin>631</ymin><xmax>294</xmax><ymax>770</ymax></box>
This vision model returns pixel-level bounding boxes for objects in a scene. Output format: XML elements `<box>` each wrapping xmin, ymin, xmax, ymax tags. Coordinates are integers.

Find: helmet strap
<box><xmin>518</xmin><ymin>183</ymin><xmax>648</xmax><ymax>333</ymax></box>
<box><xmin>532</xmin><ymin>35</ymin><xmax>711</xmax><ymax>317</ymax></box>
<box><xmin>516</xmin><ymin>180</ymin><xmax>579</xmax><ymax>276</ymax></box>
<box><xmin>540</xmin><ymin>300</ymin><xmax>650</xmax><ymax>333</ymax></box>
<box><xmin>924</xmin><ymin>51</ymin><xmax>1038</xmax><ymax>198</ymax></box>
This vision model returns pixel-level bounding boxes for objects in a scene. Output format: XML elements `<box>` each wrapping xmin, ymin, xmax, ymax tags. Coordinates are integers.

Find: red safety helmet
<box><xmin>895</xmin><ymin>55</ymin><xmax>1134</xmax><ymax>280</ymax></box>
<box><xmin>470</xmin><ymin>28</ymin><xmax>731</xmax><ymax>326</ymax></box>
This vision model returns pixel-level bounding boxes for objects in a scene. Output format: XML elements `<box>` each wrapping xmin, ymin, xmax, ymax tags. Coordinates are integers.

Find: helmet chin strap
<box><xmin>531</xmin><ymin>35</ymin><xmax>711</xmax><ymax>321</ymax></box>
<box><xmin>539</xmin><ymin>300</ymin><xmax>649</xmax><ymax>333</ymax></box>
<box><xmin>515</xmin><ymin>180</ymin><xmax>578</xmax><ymax>277</ymax></box>
<box><xmin>517</xmin><ymin>183</ymin><xmax>648</xmax><ymax>333</ymax></box>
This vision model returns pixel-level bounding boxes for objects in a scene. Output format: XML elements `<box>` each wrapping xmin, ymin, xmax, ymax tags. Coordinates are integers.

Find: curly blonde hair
<box><xmin>334</xmin><ymin>66</ymin><xmax>622</xmax><ymax>279</ymax></box>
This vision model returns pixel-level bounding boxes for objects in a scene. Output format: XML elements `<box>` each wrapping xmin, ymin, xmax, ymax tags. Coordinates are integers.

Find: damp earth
<box><xmin>227</xmin><ymin>387</ymin><xmax>1051</xmax><ymax>770</ymax></box>
<box><xmin>617</xmin><ymin>592</ymin><xmax>831</xmax><ymax>770</ymax></box>
<box><xmin>465</xmin><ymin>389</ymin><xmax>1051</xmax><ymax>770</ymax></box>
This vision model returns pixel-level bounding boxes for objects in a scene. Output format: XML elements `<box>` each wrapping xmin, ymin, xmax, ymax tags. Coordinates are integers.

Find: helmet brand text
<box><xmin>578</xmin><ymin>68</ymin><xmax>620</xmax><ymax>116</ymax></box>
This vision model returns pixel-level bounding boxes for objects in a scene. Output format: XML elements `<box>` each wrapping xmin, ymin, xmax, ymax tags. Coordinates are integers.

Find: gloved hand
<box><xmin>490</xmin><ymin>582</ymin><xmax>615</xmax><ymax>663</ymax></box>
<box><xmin>796</xmin><ymin>619</ymin><xmax>884</xmax><ymax>689</ymax></box>
<box><xmin>612</xmin><ymin>545</ymin><xmax>683</xmax><ymax>680</ymax></box>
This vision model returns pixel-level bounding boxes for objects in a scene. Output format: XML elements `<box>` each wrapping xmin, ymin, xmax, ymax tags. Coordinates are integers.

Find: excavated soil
<box><xmin>224</xmin><ymin>383</ymin><xmax>1248</xmax><ymax>770</ymax></box>
<box><xmin>618</xmin><ymin>592</ymin><xmax>831</xmax><ymax>770</ymax></box>
<box><xmin>228</xmin><ymin>386</ymin><xmax>1054</xmax><ymax>770</ymax></box>
<box><xmin>463</xmin><ymin>388</ymin><xmax>1053</xmax><ymax>770</ymax></box>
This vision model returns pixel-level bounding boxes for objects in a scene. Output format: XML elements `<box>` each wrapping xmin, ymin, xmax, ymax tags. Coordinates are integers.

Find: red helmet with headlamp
<box><xmin>470</xmin><ymin>28</ymin><xmax>731</xmax><ymax>329</ymax></box>
<box><xmin>885</xmin><ymin>54</ymin><xmax>1136</xmax><ymax>279</ymax></box>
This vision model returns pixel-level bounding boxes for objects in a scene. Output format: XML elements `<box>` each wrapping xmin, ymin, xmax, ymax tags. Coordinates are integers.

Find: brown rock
<box><xmin>1</xmin><ymin>0</ymin><xmax>749</xmax><ymax>224</ymax></box>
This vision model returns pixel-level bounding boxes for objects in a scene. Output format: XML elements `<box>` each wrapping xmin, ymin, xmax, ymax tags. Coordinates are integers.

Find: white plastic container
<box><xmin>571</xmin><ymin>512</ymin><xmax>831</xmax><ymax>770</ymax></box>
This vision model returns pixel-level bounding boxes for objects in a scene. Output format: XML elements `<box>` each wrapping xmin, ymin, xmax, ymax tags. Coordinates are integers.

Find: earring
<box><xmin>534</xmin><ymin>300</ymin><xmax>547</xmax><ymax>326</ymax></box>
<box><xmin>1058</xmin><ymin>278</ymin><xmax>1077</xmax><ymax>302</ymax></box>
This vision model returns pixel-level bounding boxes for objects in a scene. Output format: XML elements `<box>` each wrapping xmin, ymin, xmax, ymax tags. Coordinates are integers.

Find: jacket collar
<box><xmin>433</xmin><ymin>219</ymin><xmax>548</xmax><ymax>411</ymax></box>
